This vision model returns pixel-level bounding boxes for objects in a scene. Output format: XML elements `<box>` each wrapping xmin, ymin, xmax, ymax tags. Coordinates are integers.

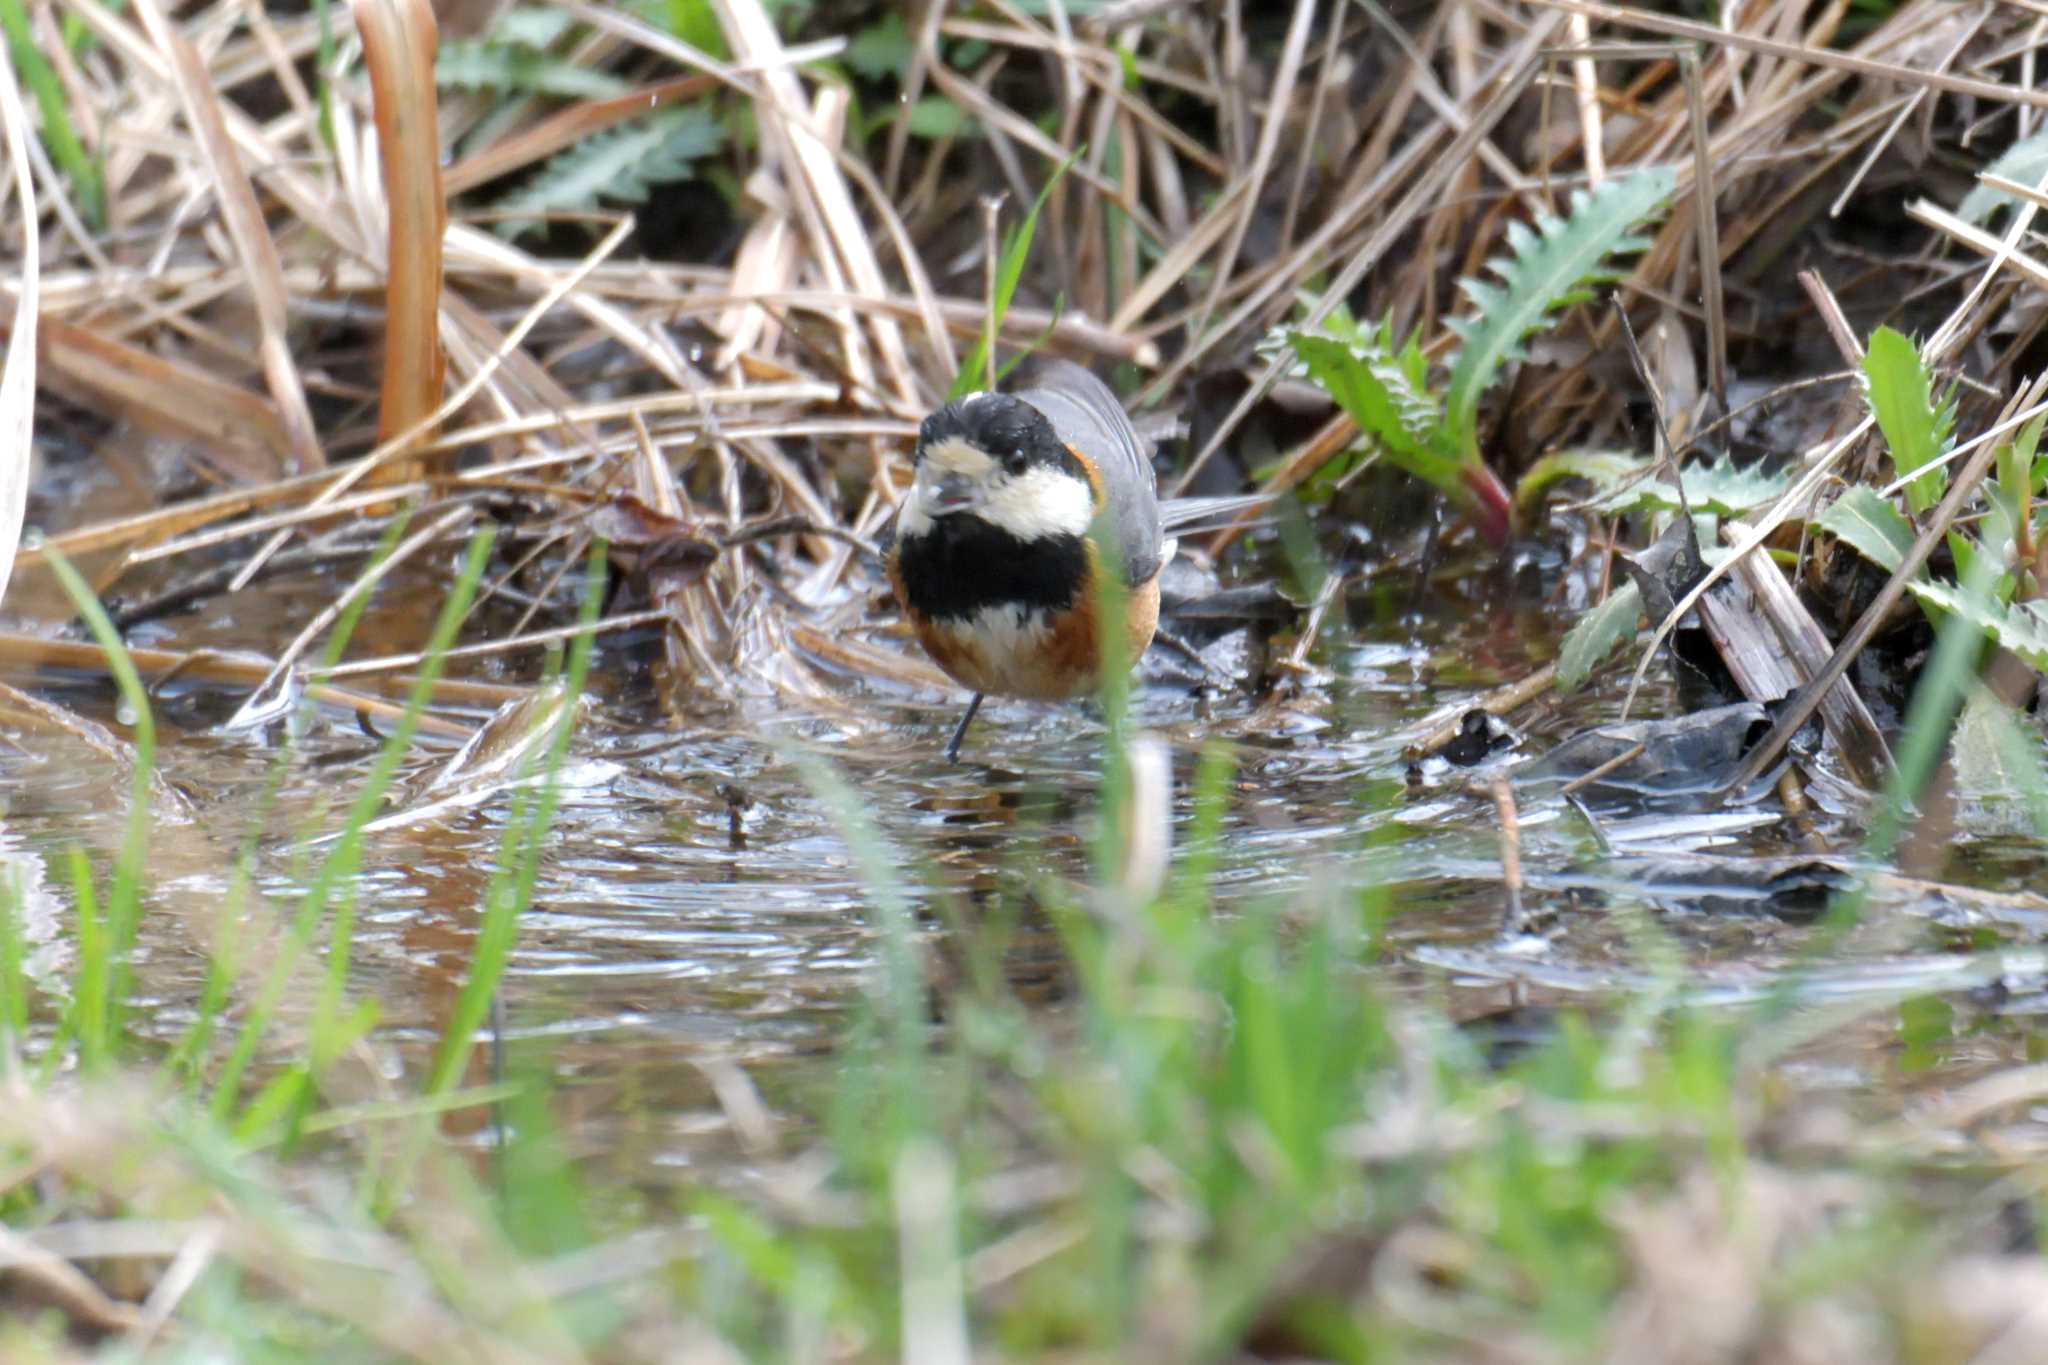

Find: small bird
<box><xmin>885</xmin><ymin>360</ymin><xmax>1228</xmax><ymax>763</ymax></box>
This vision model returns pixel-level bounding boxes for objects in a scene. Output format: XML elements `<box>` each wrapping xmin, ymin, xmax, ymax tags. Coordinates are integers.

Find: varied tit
<box><xmin>885</xmin><ymin>359</ymin><xmax>1169</xmax><ymax>763</ymax></box>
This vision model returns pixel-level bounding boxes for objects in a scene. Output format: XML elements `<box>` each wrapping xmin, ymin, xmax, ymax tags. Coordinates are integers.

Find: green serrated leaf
<box><xmin>1556</xmin><ymin>581</ymin><xmax>1642</xmax><ymax>692</ymax></box>
<box><xmin>666</xmin><ymin>0</ymin><xmax>729</xmax><ymax>59</ymax></box>
<box><xmin>1512</xmin><ymin>450</ymin><xmax>1649</xmax><ymax>518</ymax></box>
<box><xmin>847</xmin><ymin>13</ymin><xmax>912</xmax><ymax>79</ymax></box>
<box><xmin>1444</xmin><ymin>166</ymin><xmax>1676</xmax><ymax>454</ymax></box>
<box><xmin>1596</xmin><ymin>452</ymin><xmax>1792</xmax><ymax>519</ymax></box>
<box><xmin>1680</xmin><ymin>456</ymin><xmax>1791</xmax><ymax>515</ymax></box>
<box><xmin>1959</xmin><ymin>127</ymin><xmax>2048</xmax><ymax>225</ymax></box>
<box><xmin>906</xmin><ymin>96</ymin><xmax>968</xmax><ymax>139</ymax></box>
<box><xmin>494</xmin><ymin>6</ymin><xmax>575</xmax><ymax>47</ymax></box>
<box><xmin>1816</xmin><ymin>485</ymin><xmax>1915</xmax><ymax>573</ymax></box>
<box><xmin>437</xmin><ymin>42</ymin><xmax>630</xmax><ymax>98</ymax></box>
<box><xmin>1288</xmin><ymin>335</ymin><xmax>1436</xmax><ymax>458</ymax></box>
<box><xmin>492</xmin><ymin>106</ymin><xmax>723</xmax><ymax>238</ymax></box>
<box><xmin>1951</xmin><ymin>687</ymin><xmax>2048</xmax><ymax>807</ymax></box>
<box><xmin>1862</xmin><ymin>326</ymin><xmax>1953</xmax><ymax>516</ymax></box>
<box><xmin>1907</xmin><ymin>581</ymin><xmax>2048</xmax><ymax>671</ymax></box>
<box><xmin>1289</xmin><ymin>333</ymin><xmax>1467</xmax><ymax>496</ymax></box>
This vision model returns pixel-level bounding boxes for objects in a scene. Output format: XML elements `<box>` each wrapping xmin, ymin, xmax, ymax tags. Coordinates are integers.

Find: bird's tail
<box><xmin>1157</xmin><ymin>493</ymin><xmax>1274</xmax><ymax>534</ymax></box>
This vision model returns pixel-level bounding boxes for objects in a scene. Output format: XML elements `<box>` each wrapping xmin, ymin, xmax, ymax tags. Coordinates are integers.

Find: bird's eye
<box><xmin>1005</xmin><ymin>448</ymin><xmax>1029</xmax><ymax>475</ymax></box>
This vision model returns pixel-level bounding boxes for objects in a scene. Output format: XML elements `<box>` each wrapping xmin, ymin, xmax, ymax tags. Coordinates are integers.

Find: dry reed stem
<box><xmin>0</xmin><ymin>33</ymin><xmax>39</xmax><ymax>614</ymax></box>
<box><xmin>34</xmin><ymin>313</ymin><xmax>295</xmax><ymax>478</ymax></box>
<box><xmin>353</xmin><ymin>0</ymin><xmax>449</xmax><ymax>474</ymax></box>
<box><xmin>1187</xmin><ymin>0</ymin><xmax>1316</xmax><ymax>343</ymax></box>
<box><xmin>0</xmin><ymin>629</ymin><xmax>514</xmax><ymax>711</ymax></box>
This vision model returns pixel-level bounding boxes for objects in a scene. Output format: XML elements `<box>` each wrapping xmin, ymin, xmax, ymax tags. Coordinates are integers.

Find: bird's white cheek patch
<box><xmin>979</xmin><ymin>467</ymin><xmax>1094</xmax><ymax>542</ymax></box>
<box><xmin>896</xmin><ymin>497</ymin><xmax>932</xmax><ymax>539</ymax></box>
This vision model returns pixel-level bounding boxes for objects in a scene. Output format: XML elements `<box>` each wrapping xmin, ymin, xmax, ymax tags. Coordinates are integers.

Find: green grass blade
<box><xmin>371</xmin><ymin>544</ymin><xmax>605</xmax><ymax>1213</ymax></box>
<box><xmin>43</xmin><ymin>546</ymin><xmax>156</xmax><ymax>1066</ymax></box>
<box><xmin>426</xmin><ymin>543</ymin><xmax>606</xmax><ymax>1100</ymax></box>
<box><xmin>786</xmin><ymin>736</ymin><xmax>934</xmax><ymax>1187</ymax></box>
<box><xmin>60</xmin><ymin>846</ymin><xmax>103</xmax><ymax>1067</ymax></box>
<box><xmin>1865</xmin><ymin>543</ymin><xmax>2007</xmax><ymax>860</ymax></box>
<box><xmin>950</xmin><ymin>151</ymin><xmax>1078</xmax><ymax>400</ymax></box>
<box><xmin>1861</xmin><ymin>326</ymin><xmax>1953</xmax><ymax>516</ymax></box>
<box><xmin>165</xmin><ymin>854</ymin><xmax>252</xmax><ymax>1084</ymax></box>
<box><xmin>0</xmin><ymin>863</ymin><xmax>24</xmax><ymax>1049</ymax></box>
<box><xmin>0</xmin><ymin>0</ymin><xmax>104</xmax><ymax>227</ymax></box>
<box><xmin>212</xmin><ymin>526</ymin><xmax>497</xmax><ymax>1124</ymax></box>
<box><xmin>170</xmin><ymin>509</ymin><xmax>413</xmax><ymax>1088</ymax></box>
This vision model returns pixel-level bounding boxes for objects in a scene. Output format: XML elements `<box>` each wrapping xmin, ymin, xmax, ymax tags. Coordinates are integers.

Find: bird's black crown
<box><xmin>917</xmin><ymin>394</ymin><xmax>1078</xmax><ymax>478</ymax></box>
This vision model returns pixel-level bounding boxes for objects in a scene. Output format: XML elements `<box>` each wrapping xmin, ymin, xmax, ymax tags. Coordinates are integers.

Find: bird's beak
<box><xmin>917</xmin><ymin>465</ymin><xmax>983</xmax><ymax>516</ymax></box>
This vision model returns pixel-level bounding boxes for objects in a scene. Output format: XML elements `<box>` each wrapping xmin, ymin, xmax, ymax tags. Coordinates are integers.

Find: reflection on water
<box><xmin>4</xmin><ymin>568</ymin><xmax>2048</xmax><ymax>1170</ymax></box>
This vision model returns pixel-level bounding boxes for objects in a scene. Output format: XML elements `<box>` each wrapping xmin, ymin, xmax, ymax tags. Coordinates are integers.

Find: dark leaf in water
<box><xmin>1457</xmin><ymin>1002</ymin><xmax>1572</xmax><ymax>1070</ymax></box>
<box><xmin>588</xmin><ymin>496</ymin><xmax>721</xmax><ymax>594</ymax></box>
<box><xmin>586</xmin><ymin>494</ymin><xmax>697</xmax><ymax>547</ymax></box>
<box><xmin>1515</xmin><ymin>701</ymin><xmax>1773</xmax><ymax>800</ymax></box>
<box><xmin>1567</xmin><ymin>852</ymin><xmax>1852</xmax><ymax>922</ymax></box>
<box><xmin>1617</xmin><ymin>510</ymin><xmax>1708</xmax><ymax>628</ymax></box>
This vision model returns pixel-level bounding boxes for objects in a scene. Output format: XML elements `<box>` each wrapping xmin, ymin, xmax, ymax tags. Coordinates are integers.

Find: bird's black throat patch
<box><xmin>894</xmin><ymin>515</ymin><xmax>1089</xmax><ymax>622</ymax></box>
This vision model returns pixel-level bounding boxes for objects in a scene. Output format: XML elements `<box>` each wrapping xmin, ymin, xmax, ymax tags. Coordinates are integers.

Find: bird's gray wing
<box><xmin>1016</xmin><ymin>359</ymin><xmax>1163</xmax><ymax>585</ymax></box>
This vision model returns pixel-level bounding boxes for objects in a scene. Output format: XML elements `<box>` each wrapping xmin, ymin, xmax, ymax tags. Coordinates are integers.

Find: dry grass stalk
<box><xmin>129</xmin><ymin>0</ymin><xmax>323</xmax><ymax>476</ymax></box>
<box><xmin>0</xmin><ymin>31</ymin><xmax>38</xmax><ymax>615</ymax></box>
<box><xmin>353</xmin><ymin>0</ymin><xmax>449</xmax><ymax>479</ymax></box>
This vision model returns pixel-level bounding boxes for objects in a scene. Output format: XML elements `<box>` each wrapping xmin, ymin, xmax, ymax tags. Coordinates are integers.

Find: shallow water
<box><xmin>6</xmin><ymin>555</ymin><xmax>2048</xmax><ymax>1171</ymax></box>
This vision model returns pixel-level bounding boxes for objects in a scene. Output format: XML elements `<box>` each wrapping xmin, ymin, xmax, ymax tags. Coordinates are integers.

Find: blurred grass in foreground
<box><xmin>0</xmin><ymin>553</ymin><xmax>2038</xmax><ymax>1363</ymax></box>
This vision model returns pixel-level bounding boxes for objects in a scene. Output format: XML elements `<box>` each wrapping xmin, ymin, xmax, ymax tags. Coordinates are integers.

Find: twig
<box><xmin>1796</xmin><ymin>269</ymin><xmax>1865</xmax><ymax>366</ymax></box>
<box><xmin>225</xmin><ymin>504</ymin><xmax>479</xmax><ymax>729</ymax></box>
<box><xmin>980</xmin><ymin>194</ymin><xmax>1004</xmax><ymax>390</ymax></box>
<box><xmin>1528</xmin><ymin>0</ymin><xmax>2048</xmax><ymax>109</ymax></box>
<box><xmin>1557</xmin><ymin>740</ymin><xmax>1646</xmax><ymax>796</ymax></box>
<box><xmin>1679</xmin><ymin>49</ymin><xmax>1727</xmax><ymax>409</ymax></box>
<box><xmin>1491</xmin><ymin>776</ymin><xmax>1526</xmax><ymax>931</ymax></box>
<box><xmin>322</xmin><ymin>608</ymin><xmax>673</xmax><ymax>678</ymax></box>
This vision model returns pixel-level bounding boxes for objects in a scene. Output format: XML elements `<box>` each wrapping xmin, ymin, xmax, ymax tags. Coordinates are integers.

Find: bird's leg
<box><xmin>944</xmin><ymin>693</ymin><xmax>985</xmax><ymax>764</ymax></box>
